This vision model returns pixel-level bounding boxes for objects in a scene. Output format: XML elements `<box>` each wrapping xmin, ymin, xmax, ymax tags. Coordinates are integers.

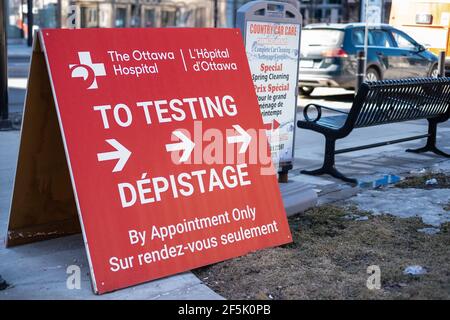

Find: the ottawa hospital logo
<box><xmin>69</xmin><ymin>52</ymin><xmax>106</xmax><ymax>90</ymax></box>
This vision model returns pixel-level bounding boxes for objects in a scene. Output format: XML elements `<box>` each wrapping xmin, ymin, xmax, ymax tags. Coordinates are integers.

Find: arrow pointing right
<box><xmin>97</xmin><ymin>139</ymin><xmax>131</xmax><ymax>173</ymax></box>
<box><xmin>227</xmin><ymin>125</ymin><xmax>252</xmax><ymax>154</ymax></box>
<box><xmin>165</xmin><ymin>130</ymin><xmax>195</xmax><ymax>163</ymax></box>
<box><xmin>272</xmin><ymin>119</ymin><xmax>280</xmax><ymax>130</ymax></box>
<box><xmin>264</xmin><ymin>120</ymin><xmax>280</xmax><ymax>131</ymax></box>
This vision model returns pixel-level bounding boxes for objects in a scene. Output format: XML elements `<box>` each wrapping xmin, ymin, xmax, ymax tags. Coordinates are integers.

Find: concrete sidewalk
<box><xmin>7</xmin><ymin>42</ymin><xmax>32</xmax><ymax>61</ymax></box>
<box><xmin>7</xmin><ymin>42</ymin><xmax>31</xmax><ymax>79</ymax></box>
<box><xmin>6</xmin><ymin>42</ymin><xmax>30</xmax><ymax>122</ymax></box>
<box><xmin>0</xmin><ymin>131</ymin><xmax>224</xmax><ymax>300</ymax></box>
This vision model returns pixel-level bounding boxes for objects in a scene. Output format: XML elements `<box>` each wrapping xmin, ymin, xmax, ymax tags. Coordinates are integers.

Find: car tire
<box><xmin>299</xmin><ymin>86</ymin><xmax>315</xmax><ymax>96</ymax></box>
<box><xmin>424</xmin><ymin>65</ymin><xmax>444</xmax><ymax>95</ymax></box>
<box><xmin>365</xmin><ymin>68</ymin><xmax>380</xmax><ymax>82</ymax></box>
<box><xmin>429</xmin><ymin>65</ymin><xmax>439</xmax><ymax>78</ymax></box>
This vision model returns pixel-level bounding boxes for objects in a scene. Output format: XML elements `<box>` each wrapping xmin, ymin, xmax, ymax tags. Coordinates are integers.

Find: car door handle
<box><xmin>376</xmin><ymin>52</ymin><xmax>384</xmax><ymax>56</ymax></box>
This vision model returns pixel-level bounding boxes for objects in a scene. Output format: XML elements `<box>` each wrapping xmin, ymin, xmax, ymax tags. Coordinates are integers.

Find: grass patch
<box><xmin>193</xmin><ymin>205</ymin><xmax>450</xmax><ymax>300</ymax></box>
<box><xmin>396</xmin><ymin>173</ymin><xmax>450</xmax><ymax>189</ymax></box>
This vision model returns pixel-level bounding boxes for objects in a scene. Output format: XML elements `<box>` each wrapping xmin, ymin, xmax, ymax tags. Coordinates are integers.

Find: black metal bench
<box><xmin>297</xmin><ymin>77</ymin><xmax>450</xmax><ymax>184</ymax></box>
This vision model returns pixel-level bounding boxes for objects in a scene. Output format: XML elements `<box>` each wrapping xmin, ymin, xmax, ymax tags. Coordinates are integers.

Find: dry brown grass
<box><xmin>396</xmin><ymin>173</ymin><xmax>450</xmax><ymax>189</ymax></box>
<box><xmin>193</xmin><ymin>205</ymin><xmax>450</xmax><ymax>300</ymax></box>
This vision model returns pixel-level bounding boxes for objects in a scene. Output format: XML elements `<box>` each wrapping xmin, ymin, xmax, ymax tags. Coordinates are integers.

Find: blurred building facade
<box><xmin>67</xmin><ymin>0</ymin><xmax>228</xmax><ymax>28</ymax></box>
<box><xmin>5</xmin><ymin>0</ymin><xmax>392</xmax><ymax>39</ymax></box>
<box><xmin>6</xmin><ymin>0</ymin><xmax>228</xmax><ymax>37</ymax></box>
<box><xmin>298</xmin><ymin>0</ymin><xmax>392</xmax><ymax>25</ymax></box>
<box><xmin>226</xmin><ymin>0</ymin><xmax>392</xmax><ymax>26</ymax></box>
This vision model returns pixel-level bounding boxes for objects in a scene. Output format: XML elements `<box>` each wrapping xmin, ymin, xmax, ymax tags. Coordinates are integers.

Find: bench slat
<box><xmin>354</xmin><ymin>79</ymin><xmax>450</xmax><ymax>128</ymax></box>
<box><xmin>315</xmin><ymin>115</ymin><xmax>348</xmax><ymax>129</ymax></box>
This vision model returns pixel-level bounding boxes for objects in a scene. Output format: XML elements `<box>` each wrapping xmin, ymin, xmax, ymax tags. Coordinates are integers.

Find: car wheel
<box><xmin>430</xmin><ymin>65</ymin><xmax>439</xmax><ymax>78</ymax></box>
<box><xmin>424</xmin><ymin>65</ymin><xmax>444</xmax><ymax>95</ymax></box>
<box><xmin>299</xmin><ymin>86</ymin><xmax>315</xmax><ymax>96</ymax></box>
<box><xmin>365</xmin><ymin>68</ymin><xmax>380</xmax><ymax>82</ymax></box>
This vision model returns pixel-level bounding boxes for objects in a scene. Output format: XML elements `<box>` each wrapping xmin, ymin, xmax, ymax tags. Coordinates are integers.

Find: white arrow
<box><xmin>165</xmin><ymin>131</ymin><xmax>195</xmax><ymax>163</ymax></box>
<box><xmin>227</xmin><ymin>125</ymin><xmax>251</xmax><ymax>154</ymax></box>
<box><xmin>97</xmin><ymin>139</ymin><xmax>131</xmax><ymax>173</ymax></box>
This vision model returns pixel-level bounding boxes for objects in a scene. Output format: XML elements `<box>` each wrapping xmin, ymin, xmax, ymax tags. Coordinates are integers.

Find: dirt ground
<box><xmin>193</xmin><ymin>202</ymin><xmax>450</xmax><ymax>300</ymax></box>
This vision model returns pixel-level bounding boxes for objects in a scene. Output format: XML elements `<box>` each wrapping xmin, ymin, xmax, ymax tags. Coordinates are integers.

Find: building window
<box><xmin>195</xmin><ymin>7</ymin><xmax>206</xmax><ymax>27</ymax></box>
<box><xmin>115</xmin><ymin>7</ymin><xmax>127</xmax><ymax>28</ymax></box>
<box><xmin>80</xmin><ymin>7</ymin><xmax>98</xmax><ymax>28</ymax></box>
<box><xmin>144</xmin><ymin>9</ymin><xmax>156</xmax><ymax>28</ymax></box>
<box><xmin>314</xmin><ymin>9</ymin><xmax>323</xmax><ymax>22</ymax></box>
<box><xmin>161</xmin><ymin>8</ymin><xmax>177</xmax><ymax>27</ymax></box>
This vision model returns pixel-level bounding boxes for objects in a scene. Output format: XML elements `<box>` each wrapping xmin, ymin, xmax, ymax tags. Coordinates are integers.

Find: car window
<box><xmin>352</xmin><ymin>29</ymin><xmax>393</xmax><ymax>47</ymax></box>
<box><xmin>352</xmin><ymin>29</ymin><xmax>368</xmax><ymax>46</ymax></box>
<box><xmin>301</xmin><ymin>29</ymin><xmax>344</xmax><ymax>48</ymax></box>
<box><xmin>352</xmin><ymin>29</ymin><xmax>378</xmax><ymax>46</ymax></box>
<box><xmin>391</xmin><ymin>31</ymin><xmax>416</xmax><ymax>49</ymax></box>
<box><xmin>370</xmin><ymin>30</ymin><xmax>393</xmax><ymax>47</ymax></box>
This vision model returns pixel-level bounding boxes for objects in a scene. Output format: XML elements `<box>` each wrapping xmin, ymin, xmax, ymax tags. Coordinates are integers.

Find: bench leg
<box><xmin>406</xmin><ymin>120</ymin><xmax>450</xmax><ymax>158</ymax></box>
<box><xmin>301</xmin><ymin>138</ymin><xmax>358</xmax><ymax>184</ymax></box>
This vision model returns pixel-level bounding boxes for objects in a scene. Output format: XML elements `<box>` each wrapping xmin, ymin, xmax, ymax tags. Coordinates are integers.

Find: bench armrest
<box><xmin>303</xmin><ymin>103</ymin><xmax>349</xmax><ymax>122</ymax></box>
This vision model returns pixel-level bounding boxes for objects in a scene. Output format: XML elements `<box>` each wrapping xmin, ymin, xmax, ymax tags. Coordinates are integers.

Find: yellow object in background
<box><xmin>390</xmin><ymin>0</ymin><xmax>450</xmax><ymax>58</ymax></box>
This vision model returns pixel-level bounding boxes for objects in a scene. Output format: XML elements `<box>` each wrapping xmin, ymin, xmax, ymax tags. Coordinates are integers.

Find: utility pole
<box><xmin>363</xmin><ymin>0</ymin><xmax>369</xmax><ymax>79</ymax></box>
<box><xmin>132</xmin><ymin>1</ymin><xmax>141</xmax><ymax>27</ymax></box>
<box><xmin>310</xmin><ymin>0</ymin><xmax>316</xmax><ymax>24</ymax></box>
<box><xmin>214</xmin><ymin>0</ymin><xmax>218</xmax><ymax>27</ymax></box>
<box><xmin>342</xmin><ymin>0</ymin><xmax>349</xmax><ymax>23</ymax></box>
<box><xmin>232</xmin><ymin>0</ymin><xmax>237</xmax><ymax>27</ymax></box>
<box><xmin>27</xmin><ymin>0</ymin><xmax>33</xmax><ymax>46</ymax></box>
<box><xmin>20</xmin><ymin>0</ymin><xmax>25</xmax><ymax>38</ymax></box>
<box><xmin>1</xmin><ymin>0</ymin><xmax>12</xmax><ymax>129</ymax></box>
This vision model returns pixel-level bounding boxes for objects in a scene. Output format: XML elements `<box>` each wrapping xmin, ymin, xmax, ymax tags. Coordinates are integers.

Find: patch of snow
<box><xmin>410</xmin><ymin>168</ymin><xmax>427</xmax><ymax>175</ymax></box>
<box><xmin>351</xmin><ymin>188</ymin><xmax>450</xmax><ymax>227</ymax></box>
<box><xmin>343</xmin><ymin>214</ymin><xmax>369</xmax><ymax>221</ymax></box>
<box><xmin>403</xmin><ymin>265</ymin><xmax>427</xmax><ymax>276</ymax></box>
<box><xmin>417</xmin><ymin>227</ymin><xmax>440</xmax><ymax>235</ymax></box>
<box><xmin>439</xmin><ymin>162</ymin><xmax>450</xmax><ymax>171</ymax></box>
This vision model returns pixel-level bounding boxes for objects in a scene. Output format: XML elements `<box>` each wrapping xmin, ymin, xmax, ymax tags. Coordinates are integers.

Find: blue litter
<box><xmin>358</xmin><ymin>174</ymin><xmax>401</xmax><ymax>189</ymax></box>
